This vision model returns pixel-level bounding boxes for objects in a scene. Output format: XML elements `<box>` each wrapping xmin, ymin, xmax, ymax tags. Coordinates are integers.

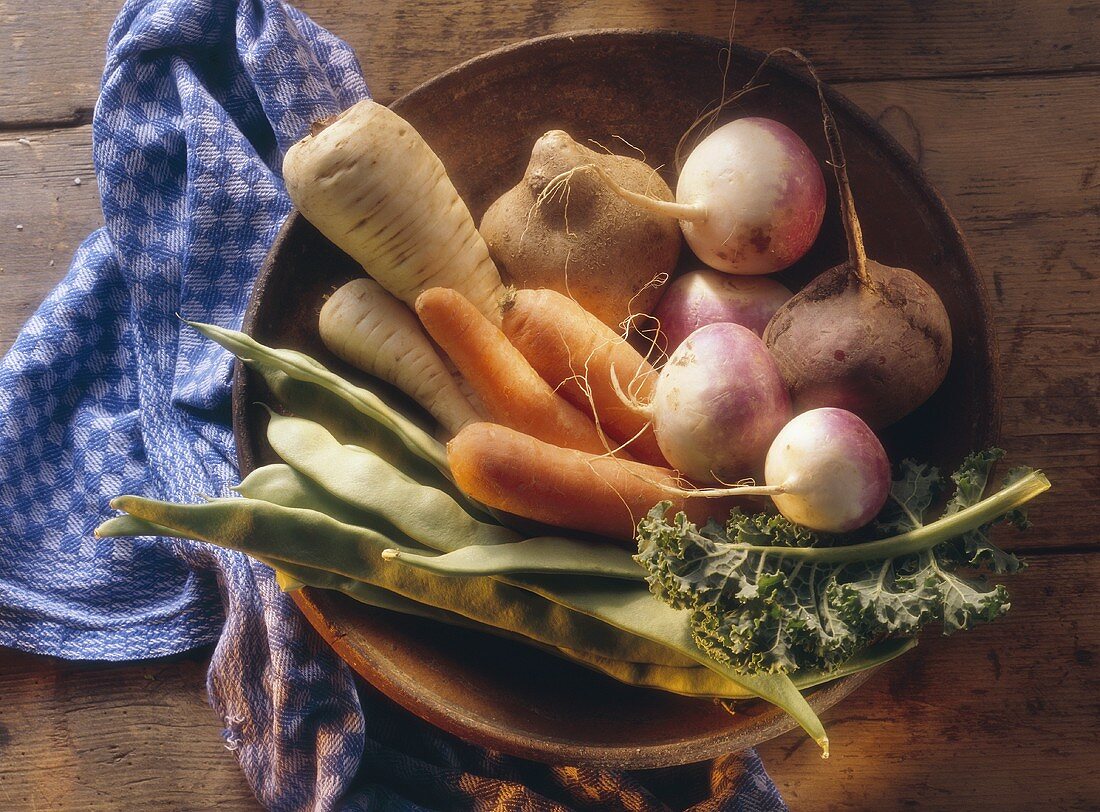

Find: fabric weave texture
<box><xmin>0</xmin><ymin>1</ymin><xmax>787</xmax><ymax>809</ymax></box>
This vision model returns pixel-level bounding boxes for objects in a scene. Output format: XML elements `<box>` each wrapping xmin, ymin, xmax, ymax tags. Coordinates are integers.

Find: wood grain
<box><xmin>758</xmin><ymin>552</ymin><xmax>1100</xmax><ymax>811</ymax></box>
<box><xmin>0</xmin><ymin>128</ymin><xmax>99</xmax><ymax>349</ymax></box>
<box><xmin>1</xmin><ymin>4</ymin><xmax>1097</xmax><ymax>808</ymax></box>
<box><xmin>0</xmin><ymin>649</ymin><xmax>259</xmax><ymax>810</ymax></box>
<box><xmin>2</xmin><ymin>0</ymin><xmax>1099</xmax><ymax>125</ymax></box>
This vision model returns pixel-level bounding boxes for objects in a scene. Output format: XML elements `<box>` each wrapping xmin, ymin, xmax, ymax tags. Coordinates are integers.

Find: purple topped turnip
<box><xmin>672</xmin><ymin>117</ymin><xmax>826</xmax><ymax>274</ymax></box>
<box><xmin>653</xmin><ymin>268</ymin><xmax>791</xmax><ymax>351</ymax></box>
<box><xmin>764</xmin><ymin>408</ymin><xmax>891</xmax><ymax>532</ymax></box>
<box><xmin>617</xmin><ymin>322</ymin><xmax>792</xmax><ymax>483</ymax></box>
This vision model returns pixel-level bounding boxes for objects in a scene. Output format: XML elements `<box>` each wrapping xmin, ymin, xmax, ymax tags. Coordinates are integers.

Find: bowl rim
<box><xmin>231</xmin><ymin>28</ymin><xmax>1000</xmax><ymax>768</ymax></box>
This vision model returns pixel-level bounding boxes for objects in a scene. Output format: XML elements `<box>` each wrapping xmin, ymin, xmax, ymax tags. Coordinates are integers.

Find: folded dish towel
<box><xmin>0</xmin><ymin>1</ymin><xmax>787</xmax><ymax>809</ymax></box>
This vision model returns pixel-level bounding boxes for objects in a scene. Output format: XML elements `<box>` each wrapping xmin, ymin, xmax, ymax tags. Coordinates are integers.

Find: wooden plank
<box><xmin>2</xmin><ymin>0</ymin><xmax>1099</xmax><ymax>126</ymax></box>
<box><xmin>0</xmin><ymin>649</ymin><xmax>259</xmax><ymax>810</ymax></box>
<box><xmin>758</xmin><ymin>551</ymin><xmax>1100</xmax><ymax>811</ymax></box>
<box><xmin>841</xmin><ymin>75</ymin><xmax>1099</xmax><ymax>545</ymax></box>
<box><xmin>0</xmin><ymin>128</ymin><xmax>98</xmax><ymax>349</ymax></box>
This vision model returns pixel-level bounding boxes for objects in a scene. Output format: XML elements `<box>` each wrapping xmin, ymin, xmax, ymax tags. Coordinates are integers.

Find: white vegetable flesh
<box><xmin>319</xmin><ymin>278</ymin><xmax>480</xmax><ymax>436</ymax></box>
<box><xmin>284</xmin><ymin>99</ymin><xmax>507</xmax><ymax>323</ymax></box>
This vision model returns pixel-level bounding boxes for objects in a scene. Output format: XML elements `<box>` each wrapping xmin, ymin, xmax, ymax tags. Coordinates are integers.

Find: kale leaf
<box><xmin>635</xmin><ymin>451</ymin><xmax>1048</xmax><ymax>675</ymax></box>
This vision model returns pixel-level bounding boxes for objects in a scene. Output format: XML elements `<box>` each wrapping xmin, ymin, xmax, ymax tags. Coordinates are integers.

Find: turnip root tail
<box><xmin>673</xmin><ymin>70</ymin><xmax>763</xmax><ymax>174</ymax></box>
<box><xmin>549</xmin><ymin>163</ymin><xmax>707</xmax><ymax>223</ymax></box>
<box><xmin>768</xmin><ymin>48</ymin><xmax>869</xmax><ymax>285</ymax></box>
<box><xmin>650</xmin><ymin>480</ymin><xmax>788</xmax><ymax>498</ymax></box>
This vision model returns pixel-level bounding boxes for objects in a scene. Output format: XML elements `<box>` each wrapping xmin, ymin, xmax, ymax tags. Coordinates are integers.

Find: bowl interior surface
<box><xmin>233</xmin><ymin>30</ymin><xmax>998</xmax><ymax>768</ymax></box>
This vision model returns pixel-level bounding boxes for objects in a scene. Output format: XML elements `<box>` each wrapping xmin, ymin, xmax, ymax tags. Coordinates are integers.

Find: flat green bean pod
<box><xmin>235</xmin><ymin>463</ymin><xmax>442</xmax><ymax>553</ymax></box>
<box><xmin>98</xmin><ymin>511</ymin><xmax>913</xmax><ymax>705</ymax></box>
<box><xmin>98</xmin><ymin>495</ymin><xmax>692</xmax><ymax>667</ymax></box>
<box><xmin>253</xmin><ymin>362</ymin><xmax>460</xmax><ymax>497</ymax></box>
<box><xmin>382</xmin><ymin>536</ymin><xmax>643</xmax><ymax>581</ymax></box>
<box><xmin>492</xmin><ymin>571</ymin><xmax>826</xmax><ymax>751</ymax></box>
<box><xmin>190</xmin><ymin>321</ymin><xmax>450</xmax><ymax>475</ymax></box>
<box><xmin>264</xmin><ymin>411</ymin><xmax>516</xmax><ymax>551</ymax></box>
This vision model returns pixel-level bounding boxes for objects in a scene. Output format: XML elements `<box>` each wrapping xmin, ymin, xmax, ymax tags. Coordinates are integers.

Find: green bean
<box><xmin>234</xmin><ymin>463</ymin><xmax>434</xmax><ymax>553</ymax></box>
<box><xmin>98</xmin><ymin>512</ymin><xmax>913</xmax><ymax>703</ymax></box>
<box><xmin>463</xmin><ymin>567</ymin><xmax>826</xmax><ymax>751</ymax></box>
<box><xmin>253</xmin><ymin>362</ymin><xmax>459</xmax><ymax>498</ymax></box>
<box><xmin>382</xmin><ymin>536</ymin><xmax>642</xmax><ymax>580</ymax></box>
<box><xmin>264</xmin><ymin>411</ymin><xmax>515</xmax><ymax>551</ymax></box>
<box><xmin>100</xmin><ymin>495</ymin><xmax>690</xmax><ymax>667</ymax></box>
<box><xmin>190</xmin><ymin>321</ymin><xmax>449</xmax><ymax>474</ymax></box>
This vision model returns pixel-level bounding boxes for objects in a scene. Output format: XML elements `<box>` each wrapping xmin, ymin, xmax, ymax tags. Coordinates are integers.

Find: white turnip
<box><xmin>579</xmin><ymin>118</ymin><xmax>825</xmax><ymax>275</ymax></box>
<box><xmin>764</xmin><ymin>408</ymin><xmax>890</xmax><ymax>532</ymax></box>
<box><xmin>619</xmin><ymin>323</ymin><xmax>792</xmax><ymax>483</ymax></box>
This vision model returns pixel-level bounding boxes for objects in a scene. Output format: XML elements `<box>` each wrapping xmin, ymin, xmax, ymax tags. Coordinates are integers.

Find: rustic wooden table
<box><xmin>2</xmin><ymin>2</ymin><xmax>1097</xmax><ymax>809</ymax></box>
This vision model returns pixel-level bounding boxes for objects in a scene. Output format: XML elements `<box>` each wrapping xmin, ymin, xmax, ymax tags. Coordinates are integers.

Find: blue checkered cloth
<box><xmin>0</xmin><ymin>1</ymin><xmax>787</xmax><ymax>809</ymax></box>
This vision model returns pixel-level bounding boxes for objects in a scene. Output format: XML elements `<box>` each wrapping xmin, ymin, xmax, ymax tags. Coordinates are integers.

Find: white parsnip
<box><xmin>319</xmin><ymin>278</ymin><xmax>480</xmax><ymax>436</ymax></box>
<box><xmin>284</xmin><ymin>100</ymin><xmax>507</xmax><ymax>324</ymax></box>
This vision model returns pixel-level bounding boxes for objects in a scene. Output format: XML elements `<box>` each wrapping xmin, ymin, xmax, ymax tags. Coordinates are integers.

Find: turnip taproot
<box><xmin>479</xmin><ymin>130</ymin><xmax>681</xmax><ymax>330</ymax></box>
<box><xmin>763</xmin><ymin>55</ymin><xmax>952</xmax><ymax>428</ymax></box>
<box><xmin>577</xmin><ymin>118</ymin><xmax>825</xmax><ymax>275</ymax></box>
<box><xmin>617</xmin><ymin>323</ymin><xmax>792</xmax><ymax>484</ymax></box>
<box><xmin>653</xmin><ymin>268</ymin><xmax>791</xmax><ymax>351</ymax></box>
<box><xmin>284</xmin><ymin>100</ymin><xmax>507</xmax><ymax>324</ymax></box>
<box><xmin>318</xmin><ymin>278</ymin><xmax>480</xmax><ymax>436</ymax></box>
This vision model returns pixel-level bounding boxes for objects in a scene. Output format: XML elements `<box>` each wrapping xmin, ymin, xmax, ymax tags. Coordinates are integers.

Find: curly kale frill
<box><xmin>635</xmin><ymin>450</ymin><xmax>1049</xmax><ymax>676</ymax></box>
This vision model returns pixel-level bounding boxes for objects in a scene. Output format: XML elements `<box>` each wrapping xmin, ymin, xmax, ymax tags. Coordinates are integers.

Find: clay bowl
<box><xmin>232</xmin><ymin>30</ymin><xmax>999</xmax><ymax>768</ymax></box>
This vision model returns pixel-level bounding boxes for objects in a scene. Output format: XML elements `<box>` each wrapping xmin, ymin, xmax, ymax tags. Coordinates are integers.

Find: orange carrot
<box><xmin>501</xmin><ymin>288</ymin><xmax>668</xmax><ymax>466</ymax></box>
<box><xmin>448</xmin><ymin>422</ymin><xmax>737</xmax><ymax>543</ymax></box>
<box><xmin>415</xmin><ymin>287</ymin><xmax>609</xmax><ymax>455</ymax></box>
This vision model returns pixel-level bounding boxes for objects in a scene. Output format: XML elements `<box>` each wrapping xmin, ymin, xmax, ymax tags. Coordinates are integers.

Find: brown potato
<box><xmin>479</xmin><ymin>130</ymin><xmax>681</xmax><ymax>330</ymax></box>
